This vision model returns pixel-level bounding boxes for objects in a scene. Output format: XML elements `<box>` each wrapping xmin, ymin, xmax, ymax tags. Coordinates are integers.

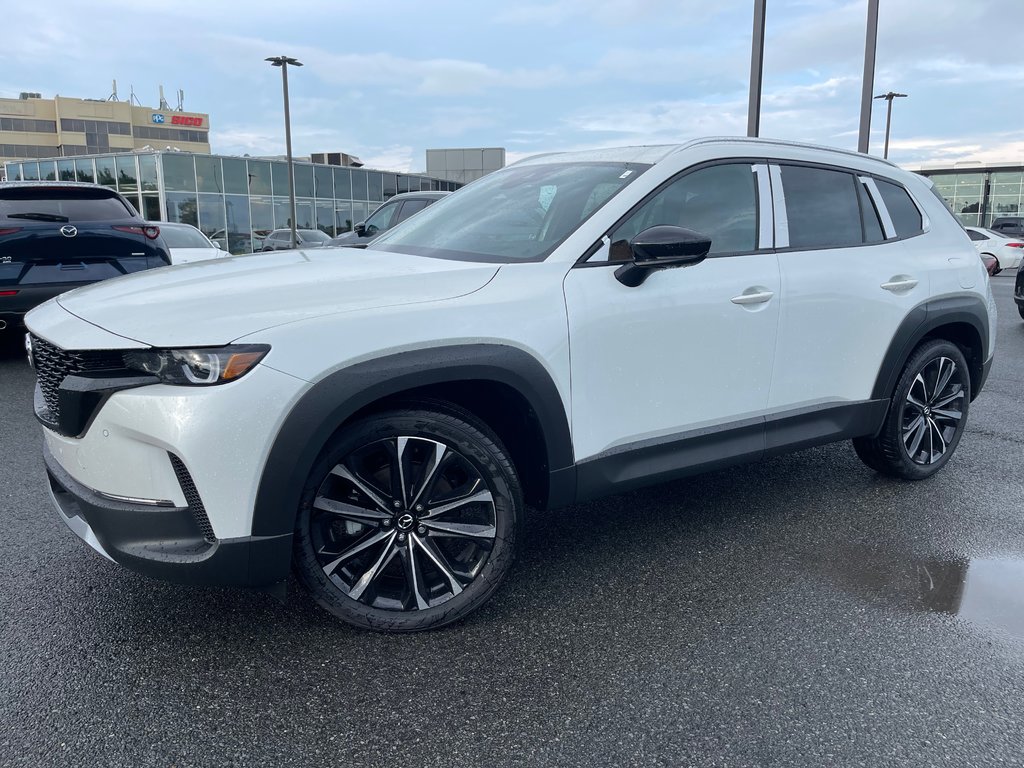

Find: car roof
<box><xmin>512</xmin><ymin>136</ymin><xmax>903</xmax><ymax>172</ymax></box>
<box><xmin>0</xmin><ymin>180</ymin><xmax>115</xmax><ymax>191</ymax></box>
<box><xmin>386</xmin><ymin>191</ymin><xmax>449</xmax><ymax>201</ymax></box>
<box><xmin>155</xmin><ymin>221</ymin><xmax>201</xmax><ymax>229</ymax></box>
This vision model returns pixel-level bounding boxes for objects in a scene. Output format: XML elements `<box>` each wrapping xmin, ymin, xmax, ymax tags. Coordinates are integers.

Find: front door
<box><xmin>563</xmin><ymin>162</ymin><xmax>781</xmax><ymax>470</ymax></box>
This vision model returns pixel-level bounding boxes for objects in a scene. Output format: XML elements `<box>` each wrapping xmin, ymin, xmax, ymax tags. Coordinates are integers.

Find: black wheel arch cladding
<box><xmin>871</xmin><ymin>294</ymin><xmax>990</xmax><ymax>403</ymax></box>
<box><xmin>251</xmin><ymin>344</ymin><xmax>574</xmax><ymax>538</ymax></box>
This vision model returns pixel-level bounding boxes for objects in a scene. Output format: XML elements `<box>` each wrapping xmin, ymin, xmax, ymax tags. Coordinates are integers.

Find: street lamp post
<box><xmin>857</xmin><ymin>0</ymin><xmax>880</xmax><ymax>154</ymax></box>
<box><xmin>874</xmin><ymin>91</ymin><xmax>908</xmax><ymax>160</ymax></box>
<box><xmin>265</xmin><ymin>55</ymin><xmax>303</xmax><ymax>249</ymax></box>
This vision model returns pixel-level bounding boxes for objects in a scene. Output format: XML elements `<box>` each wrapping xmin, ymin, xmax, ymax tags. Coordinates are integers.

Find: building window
<box><xmin>74</xmin><ymin>158</ymin><xmax>95</xmax><ymax>183</ymax></box>
<box><xmin>223</xmin><ymin>158</ymin><xmax>248</xmax><ymax>195</ymax></box>
<box><xmin>162</xmin><ymin>153</ymin><xmax>196</xmax><ymax>193</ymax></box>
<box><xmin>139</xmin><ymin>154</ymin><xmax>158</xmax><ymax>192</ymax></box>
<box><xmin>196</xmin><ymin>155</ymin><xmax>224</xmax><ymax>193</ymax></box>
<box><xmin>116</xmin><ymin>155</ymin><xmax>138</xmax><ymax>193</ymax></box>
<box><xmin>95</xmin><ymin>157</ymin><xmax>116</xmax><ymax>187</ymax></box>
<box><xmin>1</xmin><ymin>117</ymin><xmax>57</xmax><ymax>133</ymax></box>
<box><xmin>247</xmin><ymin>160</ymin><xmax>271</xmax><ymax>196</ymax></box>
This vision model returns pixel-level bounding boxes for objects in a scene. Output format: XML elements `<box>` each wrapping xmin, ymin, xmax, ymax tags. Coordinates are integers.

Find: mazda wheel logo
<box><xmin>59</xmin><ymin>225</ymin><xmax>78</xmax><ymax>238</ymax></box>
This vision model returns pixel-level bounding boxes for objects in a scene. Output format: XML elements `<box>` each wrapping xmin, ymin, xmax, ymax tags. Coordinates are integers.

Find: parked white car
<box><xmin>965</xmin><ymin>226</ymin><xmax>1024</xmax><ymax>271</ymax></box>
<box><xmin>26</xmin><ymin>137</ymin><xmax>995</xmax><ymax>632</ymax></box>
<box><xmin>156</xmin><ymin>221</ymin><xmax>227</xmax><ymax>265</ymax></box>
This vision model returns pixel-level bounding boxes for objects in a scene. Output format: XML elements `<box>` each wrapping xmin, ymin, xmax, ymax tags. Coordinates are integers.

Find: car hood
<box><xmin>56</xmin><ymin>247</ymin><xmax>499</xmax><ymax>346</ymax></box>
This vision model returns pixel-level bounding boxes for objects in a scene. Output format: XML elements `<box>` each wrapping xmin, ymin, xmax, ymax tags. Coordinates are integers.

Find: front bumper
<box><xmin>45</xmin><ymin>444</ymin><xmax>291</xmax><ymax>587</ymax></box>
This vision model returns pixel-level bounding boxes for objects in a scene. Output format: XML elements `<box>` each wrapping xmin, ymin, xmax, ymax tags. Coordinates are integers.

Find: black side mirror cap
<box><xmin>614</xmin><ymin>226</ymin><xmax>712</xmax><ymax>286</ymax></box>
<box><xmin>354</xmin><ymin>221</ymin><xmax>366</xmax><ymax>236</ymax></box>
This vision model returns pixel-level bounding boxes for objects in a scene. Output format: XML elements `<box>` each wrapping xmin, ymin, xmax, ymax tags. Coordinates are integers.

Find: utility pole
<box><xmin>747</xmin><ymin>0</ymin><xmax>767</xmax><ymax>137</ymax></box>
<box><xmin>874</xmin><ymin>91</ymin><xmax>908</xmax><ymax>159</ymax></box>
<box><xmin>266</xmin><ymin>55</ymin><xmax>303</xmax><ymax>249</ymax></box>
<box><xmin>857</xmin><ymin>0</ymin><xmax>880</xmax><ymax>153</ymax></box>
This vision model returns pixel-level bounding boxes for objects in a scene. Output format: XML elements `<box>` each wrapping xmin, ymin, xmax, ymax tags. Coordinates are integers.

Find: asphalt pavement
<box><xmin>1</xmin><ymin>277</ymin><xmax>1023</xmax><ymax>767</ymax></box>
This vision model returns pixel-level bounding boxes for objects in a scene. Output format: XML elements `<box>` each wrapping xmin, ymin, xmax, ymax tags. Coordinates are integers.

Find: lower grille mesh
<box><xmin>169</xmin><ymin>454</ymin><xmax>217</xmax><ymax>543</ymax></box>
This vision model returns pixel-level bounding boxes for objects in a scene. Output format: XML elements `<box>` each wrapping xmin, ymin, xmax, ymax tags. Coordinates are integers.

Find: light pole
<box><xmin>874</xmin><ymin>91</ymin><xmax>908</xmax><ymax>159</ymax></box>
<box><xmin>857</xmin><ymin>0</ymin><xmax>880</xmax><ymax>153</ymax></box>
<box><xmin>266</xmin><ymin>55</ymin><xmax>302</xmax><ymax>249</ymax></box>
<box><xmin>747</xmin><ymin>0</ymin><xmax>767</xmax><ymax>138</ymax></box>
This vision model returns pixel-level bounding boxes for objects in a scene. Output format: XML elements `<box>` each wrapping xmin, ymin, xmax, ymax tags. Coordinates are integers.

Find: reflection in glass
<box><xmin>296</xmin><ymin>200</ymin><xmax>314</xmax><ymax>229</ymax></box>
<box><xmin>223</xmin><ymin>158</ymin><xmax>248</xmax><ymax>195</ymax></box>
<box><xmin>294</xmin><ymin>164</ymin><xmax>314</xmax><ymax>198</ymax></box>
<box><xmin>247</xmin><ymin>160</ymin><xmax>271</xmax><ymax>195</ymax></box>
<box><xmin>274</xmin><ymin>198</ymin><xmax>291</xmax><ymax>229</ymax></box>
<box><xmin>198</xmin><ymin>194</ymin><xmax>227</xmax><ymax>241</ymax></box>
<box><xmin>196</xmin><ymin>156</ymin><xmax>224</xmax><ymax>193</ymax></box>
<box><xmin>272</xmin><ymin>162</ymin><xmax>290</xmax><ymax>197</ymax></box>
<box><xmin>316</xmin><ymin>201</ymin><xmax>335</xmax><ymax>236</ymax></box>
<box><xmin>115</xmin><ymin>155</ymin><xmax>137</xmax><ymax>191</ymax></box>
<box><xmin>139</xmin><ymin>154</ymin><xmax>158</xmax><ymax>192</ymax></box>
<box><xmin>335</xmin><ymin>201</ymin><xmax>353</xmax><ymax>233</ymax></box>
<box><xmin>21</xmin><ymin>162</ymin><xmax>40</xmax><ymax>181</ymax></box>
<box><xmin>166</xmin><ymin>192</ymin><xmax>198</xmax><ymax>226</ymax></box>
<box><xmin>382</xmin><ymin>172</ymin><xmax>397</xmax><ymax>200</ymax></box>
<box><xmin>367</xmin><ymin>172</ymin><xmax>383</xmax><ymax>202</ymax></box>
<box><xmin>75</xmin><ymin>158</ymin><xmax>95</xmax><ymax>183</ymax></box>
<box><xmin>333</xmin><ymin>167</ymin><xmax>352</xmax><ymax>200</ymax></box>
<box><xmin>57</xmin><ymin>159</ymin><xmax>75</xmax><ymax>181</ymax></box>
<box><xmin>250</xmin><ymin>197</ymin><xmax>273</xmax><ymax>251</ymax></box>
<box><xmin>142</xmin><ymin>195</ymin><xmax>161</xmax><ymax>222</ymax></box>
<box><xmin>161</xmin><ymin>154</ymin><xmax>195</xmax><ymax>192</ymax></box>
<box><xmin>95</xmin><ymin>157</ymin><xmax>116</xmax><ymax>186</ymax></box>
<box><xmin>314</xmin><ymin>165</ymin><xmax>333</xmax><ymax>199</ymax></box>
<box><xmin>224</xmin><ymin>194</ymin><xmax>252</xmax><ymax>254</ymax></box>
<box><xmin>351</xmin><ymin>169</ymin><xmax>369</xmax><ymax>201</ymax></box>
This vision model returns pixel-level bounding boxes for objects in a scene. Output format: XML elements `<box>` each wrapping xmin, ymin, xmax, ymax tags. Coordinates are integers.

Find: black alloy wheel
<box><xmin>293</xmin><ymin>404</ymin><xmax>522</xmax><ymax>631</ymax></box>
<box><xmin>853</xmin><ymin>339</ymin><xmax>971</xmax><ymax>480</ymax></box>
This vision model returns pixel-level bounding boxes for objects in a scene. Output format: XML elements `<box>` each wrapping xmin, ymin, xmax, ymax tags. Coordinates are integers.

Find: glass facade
<box><xmin>919</xmin><ymin>167</ymin><xmax>1024</xmax><ymax>228</ymax></box>
<box><xmin>3</xmin><ymin>152</ymin><xmax>462</xmax><ymax>254</ymax></box>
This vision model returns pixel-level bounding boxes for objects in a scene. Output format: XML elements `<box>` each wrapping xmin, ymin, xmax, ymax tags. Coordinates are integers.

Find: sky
<box><xmin>3</xmin><ymin>0</ymin><xmax>1022</xmax><ymax>172</ymax></box>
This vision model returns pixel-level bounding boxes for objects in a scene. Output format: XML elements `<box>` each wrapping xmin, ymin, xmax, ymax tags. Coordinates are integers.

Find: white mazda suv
<box><xmin>25</xmin><ymin>138</ymin><xmax>996</xmax><ymax>631</ymax></box>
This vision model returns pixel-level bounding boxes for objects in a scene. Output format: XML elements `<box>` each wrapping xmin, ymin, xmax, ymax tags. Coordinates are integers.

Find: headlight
<box><xmin>124</xmin><ymin>345</ymin><xmax>269</xmax><ymax>386</ymax></box>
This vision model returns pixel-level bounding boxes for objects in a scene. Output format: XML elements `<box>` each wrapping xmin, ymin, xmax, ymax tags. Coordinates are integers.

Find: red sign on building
<box><xmin>171</xmin><ymin>116</ymin><xmax>204</xmax><ymax>127</ymax></box>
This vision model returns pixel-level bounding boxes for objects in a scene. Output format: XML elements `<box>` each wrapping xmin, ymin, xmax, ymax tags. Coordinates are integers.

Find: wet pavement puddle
<box><xmin>815</xmin><ymin>547</ymin><xmax>1024</xmax><ymax>639</ymax></box>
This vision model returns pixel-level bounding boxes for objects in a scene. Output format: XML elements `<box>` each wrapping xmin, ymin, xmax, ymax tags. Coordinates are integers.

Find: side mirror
<box><xmin>354</xmin><ymin>221</ymin><xmax>366</xmax><ymax>236</ymax></box>
<box><xmin>614</xmin><ymin>226</ymin><xmax>712</xmax><ymax>287</ymax></box>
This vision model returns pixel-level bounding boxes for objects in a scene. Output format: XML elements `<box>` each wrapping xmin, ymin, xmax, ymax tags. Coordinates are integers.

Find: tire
<box><xmin>293</xmin><ymin>403</ymin><xmax>523</xmax><ymax>632</ymax></box>
<box><xmin>1018</xmin><ymin>304</ymin><xmax>1024</xmax><ymax>321</ymax></box>
<box><xmin>853</xmin><ymin>339</ymin><xmax>971</xmax><ymax>480</ymax></box>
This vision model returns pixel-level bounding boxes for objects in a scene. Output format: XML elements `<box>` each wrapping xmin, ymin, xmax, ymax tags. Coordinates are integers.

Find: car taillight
<box><xmin>112</xmin><ymin>224</ymin><xmax>160</xmax><ymax>240</ymax></box>
<box><xmin>1005</xmin><ymin>242</ymin><xmax>1024</xmax><ymax>248</ymax></box>
<box><xmin>0</xmin><ymin>290</ymin><xmax>18</xmax><ymax>296</ymax></box>
<box><xmin>0</xmin><ymin>227</ymin><xmax>22</xmax><ymax>236</ymax></box>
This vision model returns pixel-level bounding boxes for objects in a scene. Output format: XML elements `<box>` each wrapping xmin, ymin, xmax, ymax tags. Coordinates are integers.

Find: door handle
<box><xmin>881</xmin><ymin>277</ymin><xmax>918</xmax><ymax>292</ymax></box>
<box><xmin>731</xmin><ymin>289</ymin><xmax>774</xmax><ymax>305</ymax></box>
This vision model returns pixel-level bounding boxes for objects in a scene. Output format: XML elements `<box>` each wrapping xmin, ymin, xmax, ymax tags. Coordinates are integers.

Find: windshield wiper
<box><xmin>6</xmin><ymin>212</ymin><xmax>70</xmax><ymax>222</ymax></box>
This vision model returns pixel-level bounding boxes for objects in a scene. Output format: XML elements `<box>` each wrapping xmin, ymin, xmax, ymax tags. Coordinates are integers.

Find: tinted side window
<box><xmin>364</xmin><ymin>202</ymin><xmax>398</xmax><ymax>233</ymax></box>
<box><xmin>396</xmin><ymin>199</ymin><xmax>429</xmax><ymax>223</ymax></box>
<box><xmin>875</xmin><ymin>179</ymin><xmax>923</xmax><ymax>237</ymax></box>
<box><xmin>967</xmin><ymin>229</ymin><xmax>988</xmax><ymax>241</ymax></box>
<box><xmin>781</xmin><ymin>165</ymin><xmax>862</xmax><ymax>248</ymax></box>
<box><xmin>606</xmin><ymin>163</ymin><xmax>757</xmax><ymax>260</ymax></box>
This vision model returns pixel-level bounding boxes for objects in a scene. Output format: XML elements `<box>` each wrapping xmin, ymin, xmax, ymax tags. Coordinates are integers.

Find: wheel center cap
<box><xmin>924</xmin><ymin>406</ymin><xmax>932</xmax><ymax>416</ymax></box>
<box><xmin>396</xmin><ymin>513</ymin><xmax>415</xmax><ymax>531</ymax></box>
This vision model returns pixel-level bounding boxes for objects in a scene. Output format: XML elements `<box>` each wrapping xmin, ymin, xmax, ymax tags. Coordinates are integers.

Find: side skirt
<box><xmin>574</xmin><ymin>399</ymin><xmax>888</xmax><ymax>504</ymax></box>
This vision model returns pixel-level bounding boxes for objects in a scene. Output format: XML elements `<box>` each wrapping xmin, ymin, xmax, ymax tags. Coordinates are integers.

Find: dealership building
<box><xmin>912</xmin><ymin>162</ymin><xmax>1024</xmax><ymax>228</ymax></box>
<box><xmin>0</xmin><ymin>92</ymin><xmax>210</xmax><ymax>165</ymax></box>
<box><xmin>3</xmin><ymin>150</ymin><xmax>462</xmax><ymax>254</ymax></box>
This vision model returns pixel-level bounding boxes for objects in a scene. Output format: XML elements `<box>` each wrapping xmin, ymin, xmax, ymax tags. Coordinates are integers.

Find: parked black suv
<box><xmin>1015</xmin><ymin>263</ymin><xmax>1024</xmax><ymax>320</ymax></box>
<box><xmin>327</xmin><ymin>191</ymin><xmax>448</xmax><ymax>247</ymax></box>
<box><xmin>990</xmin><ymin>216</ymin><xmax>1024</xmax><ymax>237</ymax></box>
<box><xmin>0</xmin><ymin>182</ymin><xmax>171</xmax><ymax>332</ymax></box>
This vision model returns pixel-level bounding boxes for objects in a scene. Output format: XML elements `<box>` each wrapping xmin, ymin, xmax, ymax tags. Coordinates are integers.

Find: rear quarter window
<box><xmin>875</xmin><ymin>179</ymin><xmax>923</xmax><ymax>237</ymax></box>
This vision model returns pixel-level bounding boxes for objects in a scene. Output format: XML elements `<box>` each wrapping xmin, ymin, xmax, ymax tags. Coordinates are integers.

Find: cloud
<box><xmin>493</xmin><ymin>0</ymin><xmax>725</xmax><ymax>27</ymax></box>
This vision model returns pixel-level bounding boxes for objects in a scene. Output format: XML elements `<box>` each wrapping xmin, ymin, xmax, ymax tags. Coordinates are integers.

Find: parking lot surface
<box><xmin>2</xmin><ymin>277</ymin><xmax>1023</xmax><ymax>767</ymax></box>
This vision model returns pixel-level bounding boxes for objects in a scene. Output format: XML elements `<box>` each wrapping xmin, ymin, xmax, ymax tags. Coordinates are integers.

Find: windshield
<box><xmin>371</xmin><ymin>162</ymin><xmax>650</xmax><ymax>262</ymax></box>
<box><xmin>160</xmin><ymin>224</ymin><xmax>213</xmax><ymax>249</ymax></box>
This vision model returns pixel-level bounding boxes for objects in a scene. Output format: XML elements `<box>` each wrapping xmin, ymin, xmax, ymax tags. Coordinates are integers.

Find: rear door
<box><xmin>767</xmin><ymin>164</ymin><xmax>934</xmax><ymax>412</ymax></box>
<box><xmin>0</xmin><ymin>186</ymin><xmax>165</xmax><ymax>291</ymax></box>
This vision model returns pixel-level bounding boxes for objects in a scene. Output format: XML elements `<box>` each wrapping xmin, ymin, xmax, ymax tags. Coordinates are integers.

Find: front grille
<box><xmin>169</xmin><ymin>453</ymin><xmax>217</xmax><ymax>543</ymax></box>
<box><xmin>30</xmin><ymin>334</ymin><xmax>126</xmax><ymax>421</ymax></box>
